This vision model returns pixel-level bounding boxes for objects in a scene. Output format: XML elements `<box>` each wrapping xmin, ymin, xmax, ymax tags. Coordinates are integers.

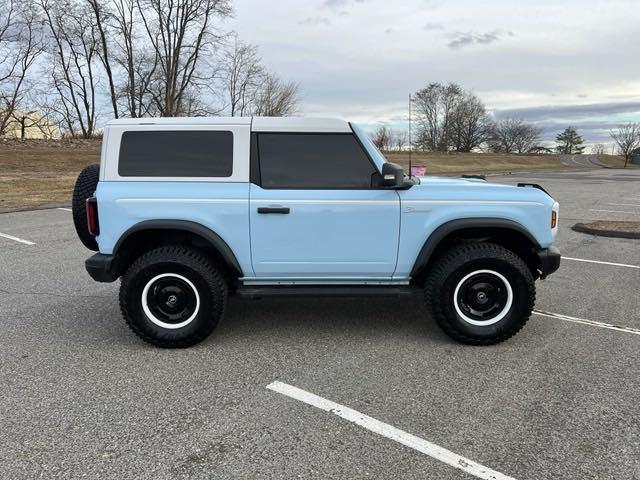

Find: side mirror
<box><xmin>381</xmin><ymin>162</ymin><xmax>404</xmax><ymax>188</ymax></box>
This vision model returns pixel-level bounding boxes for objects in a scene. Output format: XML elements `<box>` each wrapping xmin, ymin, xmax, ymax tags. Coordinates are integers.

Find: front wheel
<box><xmin>424</xmin><ymin>242</ymin><xmax>535</xmax><ymax>345</ymax></box>
<box><xmin>120</xmin><ymin>246</ymin><xmax>228</xmax><ymax>348</ymax></box>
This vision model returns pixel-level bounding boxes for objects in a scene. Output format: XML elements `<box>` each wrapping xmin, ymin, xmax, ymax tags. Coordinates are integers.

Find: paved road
<box><xmin>0</xmin><ymin>169</ymin><xmax>639</xmax><ymax>479</ymax></box>
<box><xmin>560</xmin><ymin>154</ymin><xmax>608</xmax><ymax>168</ymax></box>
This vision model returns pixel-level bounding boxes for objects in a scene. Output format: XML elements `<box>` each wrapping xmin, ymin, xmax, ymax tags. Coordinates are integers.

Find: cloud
<box><xmin>322</xmin><ymin>0</ymin><xmax>348</xmax><ymax>6</ymax></box>
<box><xmin>298</xmin><ymin>16</ymin><xmax>331</xmax><ymax>26</ymax></box>
<box><xmin>493</xmin><ymin>102</ymin><xmax>640</xmax><ymax>142</ymax></box>
<box><xmin>322</xmin><ymin>0</ymin><xmax>365</xmax><ymax>8</ymax></box>
<box><xmin>424</xmin><ymin>22</ymin><xmax>444</xmax><ymax>31</ymax></box>
<box><xmin>493</xmin><ymin>101</ymin><xmax>640</xmax><ymax>122</ymax></box>
<box><xmin>447</xmin><ymin>31</ymin><xmax>501</xmax><ymax>49</ymax></box>
<box><xmin>229</xmin><ymin>0</ymin><xmax>640</xmax><ymax>145</ymax></box>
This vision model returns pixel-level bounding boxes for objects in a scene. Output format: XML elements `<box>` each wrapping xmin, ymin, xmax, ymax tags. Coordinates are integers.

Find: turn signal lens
<box><xmin>551</xmin><ymin>210</ymin><xmax>557</xmax><ymax>229</ymax></box>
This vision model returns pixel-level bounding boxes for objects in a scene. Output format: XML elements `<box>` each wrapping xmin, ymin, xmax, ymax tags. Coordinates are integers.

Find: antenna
<box><xmin>408</xmin><ymin>93</ymin><xmax>413</xmax><ymax>178</ymax></box>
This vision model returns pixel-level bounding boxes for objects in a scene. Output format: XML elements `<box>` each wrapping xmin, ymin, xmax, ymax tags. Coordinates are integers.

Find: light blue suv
<box><xmin>72</xmin><ymin>117</ymin><xmax>560</xmax><ymax>348</ymax></box>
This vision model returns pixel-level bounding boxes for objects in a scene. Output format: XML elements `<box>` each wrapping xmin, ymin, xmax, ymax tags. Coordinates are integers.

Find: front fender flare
<box><xmin>409</xmin><ymin>218</ymin><xmax>541</xmax><ymax>278</ymax></box>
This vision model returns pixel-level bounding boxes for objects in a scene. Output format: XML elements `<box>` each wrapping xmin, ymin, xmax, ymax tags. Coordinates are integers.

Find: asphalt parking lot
<box><xmin>1</xmin><ymin>168</ymin><xmax>639</xmax><ymax>480</ymax></box>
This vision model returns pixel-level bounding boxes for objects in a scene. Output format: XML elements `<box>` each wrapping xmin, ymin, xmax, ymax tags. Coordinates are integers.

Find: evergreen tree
<box><xmin>555</xmin><ymin>127</ymin><xmax>585</xmax><ymax>154</ymax></box>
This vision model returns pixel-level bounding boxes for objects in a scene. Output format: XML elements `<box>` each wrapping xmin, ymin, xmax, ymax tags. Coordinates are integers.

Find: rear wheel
<box><xmin>120</xmin><ymin>246</ymin><xmax>227</xmax><ymax>348</ymax></box>
<box><xmin>72</xmin><ymin>164</ymin><xmax>100</xmax><ymax>251</ymax></box>
<box><xmin>424</xmin><ymin>242</ymin><xmax>535</xmax><ymax>345</ymax></box>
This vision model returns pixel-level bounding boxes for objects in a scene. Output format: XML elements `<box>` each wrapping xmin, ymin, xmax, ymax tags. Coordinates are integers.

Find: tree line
<box><xmin>0</xmin><ymin>0</ymin><xmax>300</xmax><ymax>139</ymax></box>
<box><xmin>372</xmin><ymin>81</ymin><xmax>640</xmax><ymax>166</ymax></box>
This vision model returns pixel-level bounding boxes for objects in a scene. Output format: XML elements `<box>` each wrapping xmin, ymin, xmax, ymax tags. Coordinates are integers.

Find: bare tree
<box><xmin>371</xmin><ymin>126</ymin><xmax>391</xmax><ymax>150</ymax></box>
<box><xmin>489</xmin><ymin>118</ymin><xmax>541</xmax><ymax>154</ymax></box>
<box><xmin>449</xmin><ymin>93</ymin><xmax>492</xmax><ymax>152</ymax></box>
<box><xmin>253</xmin><ymin>72</ymin><xmax>299</xmax><ymax>116</ymax></box>
<box><xmin>610</xmin><ymin>122</ymin><xmax>640</xmax><ymax>168</ymax></box>
<box><xmin>222</xmin><ymin>35</ymin><xmax>263</xmax><ymax>116</ymax></box>
<box><xmin>87</xmin><ymin>0</ymin><xmax>119</xmax><ymax>118</ymax></box>
<box><xmin>38</xmin><ymin>0</ymin><xmax>101</xmax><ymax>138</ymax></box>
<box><xmin>1</xmin><ymin>0</ymin><xmax>300</xmax><ymax>134</ymax></box>
<box><xmin>413</xmin><ymin>82</ymin><xmax>463</xmax><ymax>151</ymax></box>
<box><xmin>591</xmin><ymin>143</ymin><xmax>606</xmax><ymax>156</ymax></box>
<box><xmin>0</xmin><ymin>0</ymin><xmax>44</xmax><ymax>136</ymax></box>
<box><xmin>391</xmin><ymin>129</ymin><xmax>407</xmax><ymax>151</ymax></box>
<box><xmin>109</xmin><ymin>0</ymin><xmax>158</xmax><ymax>117</ymax></box>
<box><xmin>136</xmin><ymin>0</ymin><xmax>232</xmax><ymax>116</ymax></box>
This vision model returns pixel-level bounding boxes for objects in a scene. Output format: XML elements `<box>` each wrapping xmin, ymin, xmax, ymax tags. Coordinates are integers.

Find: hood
<box><xmin>416</xmin><ymin>175</ymin><xmax>510</xmax><ymax>188</ymax></box>
<box><xmin>408</xmin><ymin>175</ymin><xmax>555</xmax><ymax>206</ymax></box>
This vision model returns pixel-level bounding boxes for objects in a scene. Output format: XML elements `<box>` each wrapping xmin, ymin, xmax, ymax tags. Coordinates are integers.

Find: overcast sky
<box><xmin>227</xmin><ymin>0</ymin><xmax>640</xmax><ymax>146</ymax></box>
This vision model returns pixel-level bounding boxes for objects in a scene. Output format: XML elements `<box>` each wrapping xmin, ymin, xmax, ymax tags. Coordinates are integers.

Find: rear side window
<box><xmin>257</xmin><ymin>133</ymin><xmax>376</xmax><ymax>189</ymax></box>
<box><xmin>118</xmin><ymin>130</ymin><xmax>233</xmax><ymax>177</ymax></box>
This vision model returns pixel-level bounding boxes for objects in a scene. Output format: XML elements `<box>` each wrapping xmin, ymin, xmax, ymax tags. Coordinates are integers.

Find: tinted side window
<box><xmin>258</xmin><ymin>133</ymin><xmax>376</xmax><ymax>189</ymax></box>
<box><xmin>119</xmin><ymin>130</ymin><xmax>233</xmax><ymax>177</ymax></box>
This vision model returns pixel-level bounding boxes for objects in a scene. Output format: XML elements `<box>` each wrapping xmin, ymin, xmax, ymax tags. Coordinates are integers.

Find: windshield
<box><xmin>351</xmin><ymin>123</ymin><xmax>387</xmax><ymax>171</ymax></box>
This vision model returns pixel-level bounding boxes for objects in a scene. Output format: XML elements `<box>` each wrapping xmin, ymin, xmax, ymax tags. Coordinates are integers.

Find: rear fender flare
<box><xmin>113</xmin><ymin>219</ymin><xmax>243</xmax><ymax>277</ymax></box>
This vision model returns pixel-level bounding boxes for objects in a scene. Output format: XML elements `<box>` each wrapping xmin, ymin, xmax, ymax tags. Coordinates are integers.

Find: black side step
<box><xmin>235</xmin><ymin>285</ymin><xmax>418</xmax><ymax>299</ymax></box>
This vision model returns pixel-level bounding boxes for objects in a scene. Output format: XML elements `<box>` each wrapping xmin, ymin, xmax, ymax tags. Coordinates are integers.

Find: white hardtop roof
<box><xmin>106</xmin><ymin>116</ymin><xmax>352</xmax><ymax>133</ymax></box>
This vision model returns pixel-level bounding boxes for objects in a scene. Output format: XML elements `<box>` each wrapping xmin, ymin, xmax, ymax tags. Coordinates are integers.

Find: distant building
<box><xmin>1</xmin><ymin>110</ymin><xmax>61</xmax><ymax>139</ymax></box>
<box><xmin>631</xmin><ymin>148</ymin><xmax>640</xmax><ymax>165</ymax></box>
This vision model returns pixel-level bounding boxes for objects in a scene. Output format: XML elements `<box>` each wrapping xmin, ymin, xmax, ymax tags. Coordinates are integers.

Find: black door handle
<box><xmin>257</xmin><ymin>207</ymin><xmax>290</xmax><ymax>214</ymax></box>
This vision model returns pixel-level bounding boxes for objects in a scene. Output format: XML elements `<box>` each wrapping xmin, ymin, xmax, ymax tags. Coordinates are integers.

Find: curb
<box><xmin>0</xmin><ymin>203</ymin><xmax>71</xmax><ymax>214</ymax></box>
<box><xmin>572</xmin><ymin>223</ymin><xmax>640</xmax><ymax>240</ymax></box>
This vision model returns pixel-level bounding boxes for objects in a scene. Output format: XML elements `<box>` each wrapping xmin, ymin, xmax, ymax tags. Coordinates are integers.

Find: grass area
<box><xmin>385</xmin><ymin>151</ymin><xmax>566</xmax><ymax>174</ymax></box>
<box><xmin>582</xmin><ymin>221</ymin><xmax>640</xmax><ymax>233</ymax></box>
<box><xmin>0</xmin><ymin>140</ymin><xmax>100</xmax><ymax>210</ymax></box>
<box><xmin>597</xmin><ymin>155</ymin><xmax>636</xmax><ymax>168</ymax></box>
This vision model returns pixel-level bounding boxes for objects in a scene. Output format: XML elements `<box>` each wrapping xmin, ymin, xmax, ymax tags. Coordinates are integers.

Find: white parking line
<box><xmin>589</xmin><ymin>209</ymin><xmax>637</xmax><ymax>214</ymax></box>
<box><xmin>0</xmin><ymin>232</ymin><xmax>35</xmax><ymax>245</ymax></box>
<box><xmin>267</xmin><ymin>381</ymin><xmax>517</xmax><ymax>480</ymax></box>
<box><xmin>563</xmin><ymin>256</ymin><xmax>640</xmax><ymax>270</ymax></box>
<box><xmin>57</xmin><ymin>207</ymin><xmax>72</xmax><ymax>212</ymax></box>
<box><xmin>534</xmin><ymin>311</ymin><xmax>640</xmax><ymax>336</ymax></box>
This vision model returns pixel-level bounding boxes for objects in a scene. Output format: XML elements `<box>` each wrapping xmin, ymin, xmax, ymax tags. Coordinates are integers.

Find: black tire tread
<box><xmin>72</xmin><ymin>164</ymin><xmax>100</xmax><ymax>251</ymax></box>
<box><xmin>119</xmin><ymin>246</ymin><xmax>227</xmax><ymax>348</ymax></box>
<box><xmin>424</xmin><ymin>242</ymin><xmax>535</xmax><ymax>345</ymax></box>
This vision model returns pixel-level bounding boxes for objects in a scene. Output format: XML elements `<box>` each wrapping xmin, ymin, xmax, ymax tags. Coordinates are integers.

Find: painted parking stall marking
<box><xmin>57</xmin><ymin>207</ymin><xmax>72</xmax><ymax>212</ymax></box>
<box><xmin>534</xmin><ymin>311</ymin><xmax>640</xmax><ymax>336</ymax></box>
<box><xmin>589</xmin><ymin>208</ymin><xmax>637</xmax><ymax>214</ymax></box>
<box><xmin>0</xmin><ymin>232</ymin><xmax>35</xmax><ymax>245</ymax></box>
<box><xmin>267</xmin><ymin>381</ymin><xmax>517</xmax><ymax>480</ymax></box>
<box><xmin>563</xmin><ymin>256</ymin><xmax>640</xmax><ymax>270</ymax></box>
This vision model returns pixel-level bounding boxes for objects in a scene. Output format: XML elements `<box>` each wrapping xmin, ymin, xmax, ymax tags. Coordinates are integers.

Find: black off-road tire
<box><xmin>72</xmin><ymin>164</ymin><xmax>100</xmax><ymax>251</ymax></box>
<box><xmin>119</xmin><ymin>246</ymin><xmax>228</xmax><ymax>348</ymax></box>
<box><xmin>424</xmin><ymin>242</ymin><xmax>535</xmax><ymax>345</ymax></box>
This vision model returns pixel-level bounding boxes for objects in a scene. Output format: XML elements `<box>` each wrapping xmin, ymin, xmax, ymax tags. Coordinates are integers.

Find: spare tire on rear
<box><xmin>72</xmin><ymin>164</ymin><xmax>100</xmax><ymax>251</ymax></box>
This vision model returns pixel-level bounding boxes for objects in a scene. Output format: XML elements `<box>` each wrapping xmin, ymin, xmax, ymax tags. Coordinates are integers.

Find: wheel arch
<box><xmin>113</xmin><ymin>220</ymin><xmax>243</xmax><ymax>281</ymax></box>
<box><xmin>410</xmin><ymin>218</ymin><xmax>542</xmax><ymax>283</ymax></box>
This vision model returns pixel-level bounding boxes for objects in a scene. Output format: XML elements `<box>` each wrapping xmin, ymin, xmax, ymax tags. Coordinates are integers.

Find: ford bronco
<box><xmin>72</xmin><ymin>117</ymin><xmax>560</xmax><ymax>348</ymax></box>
